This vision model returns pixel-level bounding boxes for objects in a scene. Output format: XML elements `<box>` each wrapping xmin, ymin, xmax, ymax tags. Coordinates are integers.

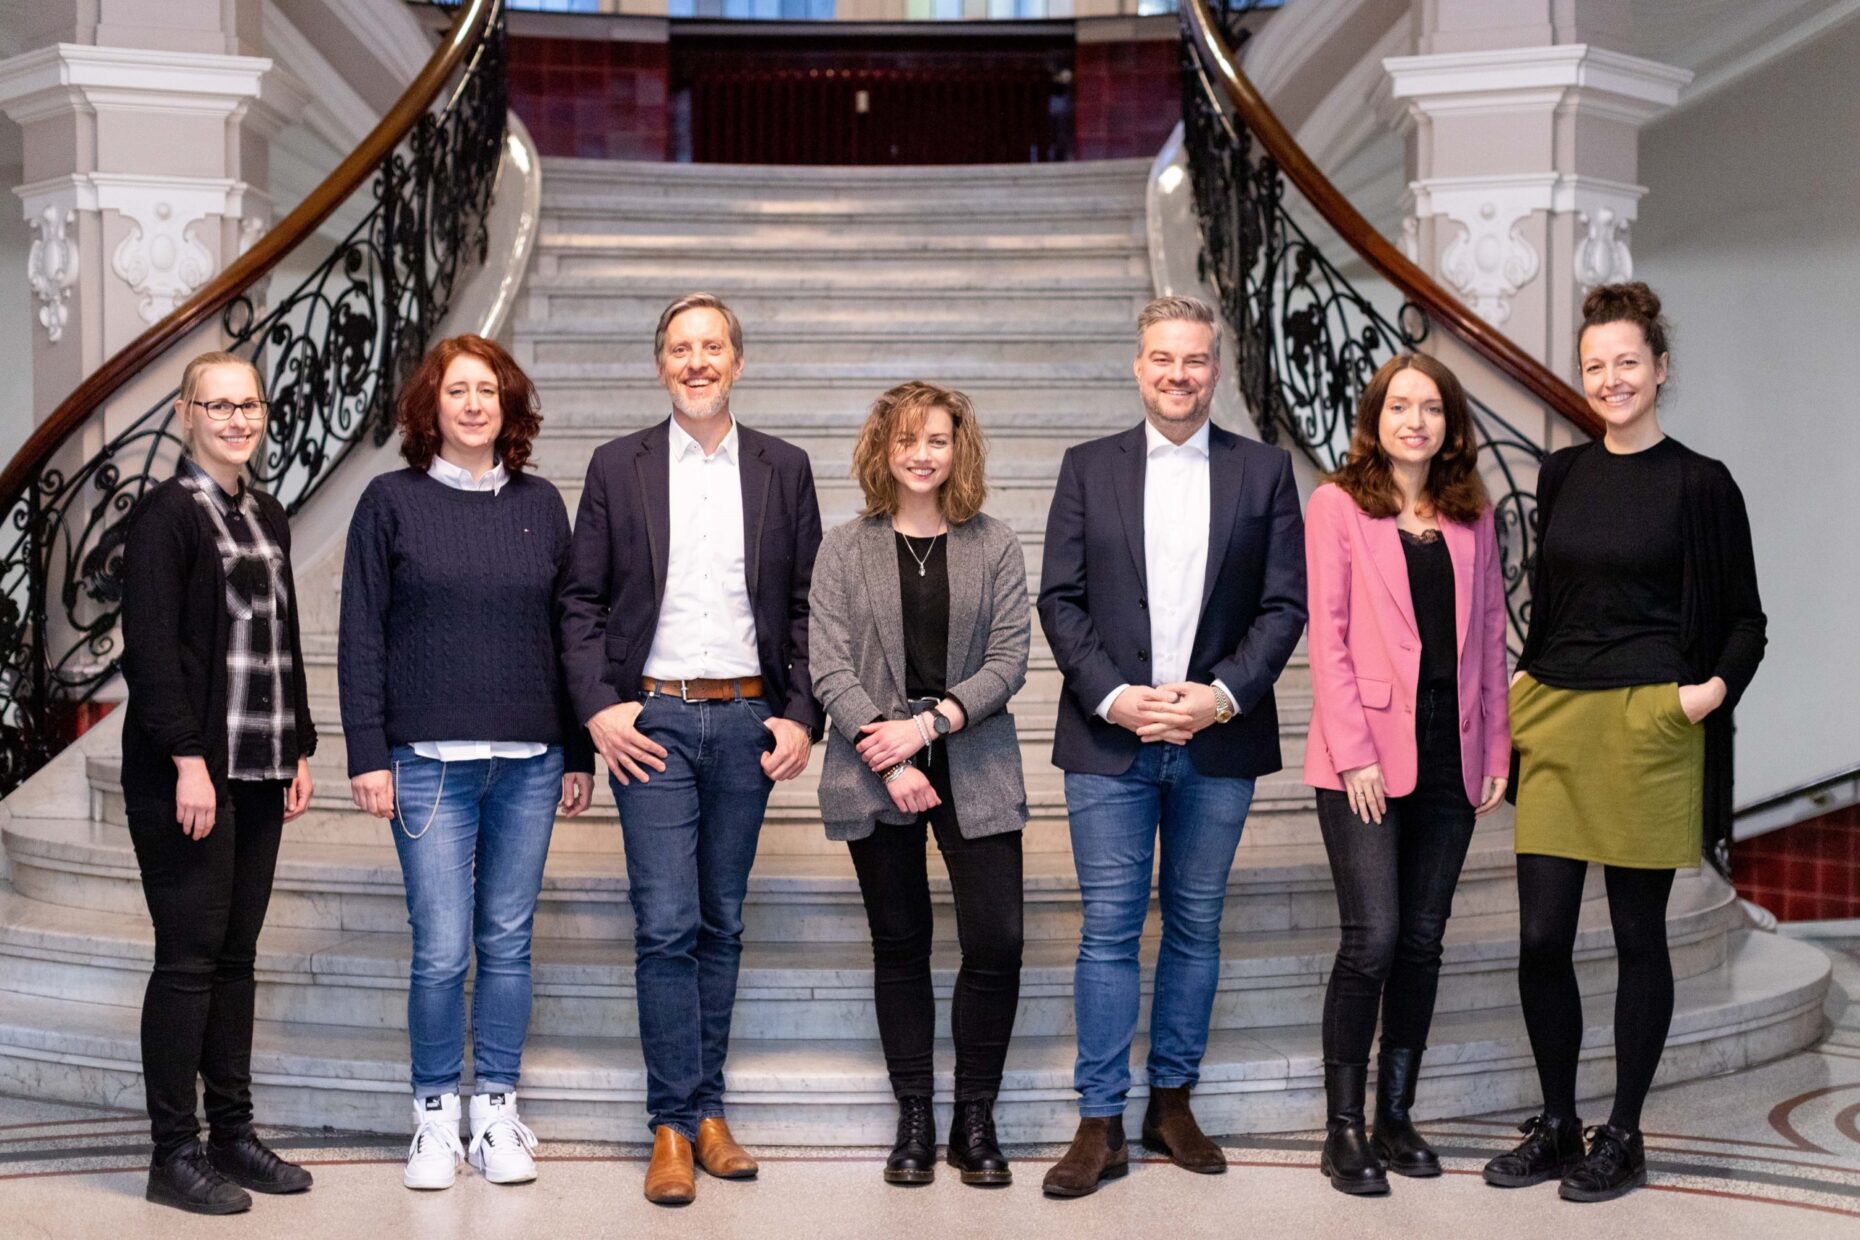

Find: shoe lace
<box><xmin>958</xmin><ymin>1104</ymin><xmax>996</xmax><ymax>1147</ymax></box>
<box><xmin>470</xmin><ymin>1112</ymin><xmax>539</xmax><ymax>1162</ymax></box>
<box><xmin>1509</xmin><ymin>1114</ymin><xmax>1558</xmax><ymax>1160</ymax></box>
<box><xmin>409</xmin><ymin>1115</ymin><xmax>466</xmax><ymax>1165</ymax></box>
<box><xmin>1577</xmin><ymin>1126</ymin><xmax>1631</xmax><ymax>1178</ymax></box>
<box><xmin>898</xmin><ymin>1099</ymin><xmax>934</xmax><ymax>1144</ymax></box>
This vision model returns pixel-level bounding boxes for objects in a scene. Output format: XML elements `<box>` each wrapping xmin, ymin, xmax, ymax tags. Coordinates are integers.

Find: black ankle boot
<box><xmin>1483</xmin><ymin>1113</ymin><xmax>1585</xmax><ymax>1187</ymax></box>
<box><xmin>884</xmin><ymin>1096</ymin><xmax>936</xmax><ymax>1185</ymax></box>
<box><xmin>1558</xmin><ymin>1124</ymin><xmax>1646</xmax><ymax>1202</ymax></box>
<box><xmin>146</xmin><ymin>1144</ymin><xmax>252</xmax><ymax>1215</ymax></box>
<box><xmin>1319</xmin><ymin>1063</ymin><xmax>1388</xmax><ymax>1196</ymax></box>
<box><xmin>1371</xmin><ymin>1048</ymin><xmax>1440</xmax><ymax>1177</ymax></box>
<box><xmin>208</xmin><ymin>1128</ymin><xmax>314</xmax><ymax>1194</ymax></box>
<box><xmin>946</xmin><ymin>1098</ymin><xmax>1011</xmax><ymax>1186</ymax></box>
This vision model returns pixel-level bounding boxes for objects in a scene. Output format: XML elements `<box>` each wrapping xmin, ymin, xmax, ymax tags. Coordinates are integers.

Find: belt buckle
<box><xmin>678</xmin><ymin>678</ymin><xmax>691</xmax><ymax>703</ymax></box>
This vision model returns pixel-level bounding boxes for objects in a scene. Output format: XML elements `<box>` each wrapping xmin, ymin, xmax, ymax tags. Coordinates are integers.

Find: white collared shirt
<box><xmin>1095</xmin><ymin>419</ymin><xmax>1234</xmax><ymax>719</ymax></box>
<box><xmin>413</xmin><ymin>454</ymin><xmax>546</xmax><ymax>762</ymax></box>
<box><xmin>641</xmin><ymin>415</ymin><xmax>760</xmax><ymax>680</ymax></box>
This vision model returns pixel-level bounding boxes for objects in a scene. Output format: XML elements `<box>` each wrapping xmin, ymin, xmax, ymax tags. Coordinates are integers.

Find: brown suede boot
<box><xmin>695</xmin><ymin>1117</ymin><xmax>758</xmax><ymax>1180</ymax></box>
<box><xmin>643</xmin><ymin>1126</ymin><xmax>696</xmax><ymax>1205</ymax></box>
<box><xmin>1041</xmin><ymin>1116</ymin><xmax>1129</xmax><ymax>1198</ymax></box>
<box><xmin>1140</xmin><ymin>1085</ymin><xmax>1227</xmax><ymax>1174</ymax></box>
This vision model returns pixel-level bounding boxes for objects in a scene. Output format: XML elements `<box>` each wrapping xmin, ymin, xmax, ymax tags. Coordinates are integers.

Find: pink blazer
<box><xmin>1302</xmin><ymin>482</ymin><xmax>1511</xmax><ymax>804</ymax></box>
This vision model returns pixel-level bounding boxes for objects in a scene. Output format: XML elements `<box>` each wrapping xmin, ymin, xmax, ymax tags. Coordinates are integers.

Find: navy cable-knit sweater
<box><xmin>337</xmin><ymin>468</ymin><xmax>594</xmax><ymax>777</ymax></box>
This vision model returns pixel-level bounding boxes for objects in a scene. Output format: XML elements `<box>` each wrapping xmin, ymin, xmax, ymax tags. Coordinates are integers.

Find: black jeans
<box><xmin>1317</xmin><ymin>687</ymin><xmax>1477</xmax><ymax>1067</ymax></box>
<box><xmin>126</xmin><ymin>778</ymin><xmax>287</xmax><ymax>1160</ymax></box>
<box><xmin>845</xmin><ymin>752</ymin><xmax>1024</xmax><ymax>1101</ymax></box>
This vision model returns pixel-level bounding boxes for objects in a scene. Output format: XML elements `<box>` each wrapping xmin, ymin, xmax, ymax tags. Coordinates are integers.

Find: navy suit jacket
<box><xmin>1037</xmin><ymin>421</ymin><xmax>1307</xmax><ymax>777</ymax></box>
<box><xmin>560</xmin><ymin>417</ymin><xmax>824</xmax><ymax>737</ymax></box>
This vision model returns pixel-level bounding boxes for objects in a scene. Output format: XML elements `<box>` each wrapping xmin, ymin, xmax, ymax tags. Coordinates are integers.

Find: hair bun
<box><xmin>1580</xmin><ymin>281</ymin><xmax>1672</xmax><ymax>359</ymax></box>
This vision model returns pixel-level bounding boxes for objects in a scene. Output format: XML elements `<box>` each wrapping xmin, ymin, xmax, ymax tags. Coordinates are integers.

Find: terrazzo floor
<box><xmin>4</xmin><ymin>937</ymin><xmax>1858</xmax><ymax>1240</ymax></box>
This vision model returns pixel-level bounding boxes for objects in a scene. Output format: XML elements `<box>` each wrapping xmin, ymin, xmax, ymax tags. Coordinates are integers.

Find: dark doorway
<box><xmin>670</xmin><ymin>29</ymin><xmax>1075</xmax><ymax>164</ymax></box>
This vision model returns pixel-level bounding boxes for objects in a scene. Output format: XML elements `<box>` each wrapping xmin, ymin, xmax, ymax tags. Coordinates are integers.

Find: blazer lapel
<box><xmin>944</xmin><ymin>518</ymin><xmax>982</xmax><ymax>689</ymax></box>
<box><xmin>858</xmin><ymin>518</ymin><xmax>909</xmax><ymax>704</ymax></box>
<box><xmin>1442</xmin><ymin>517</ymin><xmax>1474</xmax><ymax>657</ymax></box>
<box><xmin>739</xmin><ymin>428</ymin><xmax>773</xmax><ymax>602</ymax></box>
<box><xmin>634</xmin><ymin>422</ymin><xmax>671</xmax><ymax>603</ymax></box>
<box><xmin>1111</xmin><ymin>424</ymin><xmax>1149</xmax><ymax>595</ymax></box>
<box><xmin>1199</xmin><ymin>425</ymin><xmax>1242</xmax><ymax>617</ymax></box>
<box><xmin>1360</xmin><ymin>509</ymin><xmax>1420</xmax><ymax>638</ymax></box>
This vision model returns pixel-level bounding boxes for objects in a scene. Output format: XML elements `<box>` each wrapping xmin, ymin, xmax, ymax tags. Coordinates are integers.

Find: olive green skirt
<box><xmin>1510</xmin><ymin>673</ymin><xmax>1705</xmax><ymax>869</ymax></box>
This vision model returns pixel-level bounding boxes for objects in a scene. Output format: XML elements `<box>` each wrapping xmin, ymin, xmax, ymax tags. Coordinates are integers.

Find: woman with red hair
<box><xmin>338</xmin><ymin>335</ymin><xmax>594</xmax><ymax>1191</ymax></box>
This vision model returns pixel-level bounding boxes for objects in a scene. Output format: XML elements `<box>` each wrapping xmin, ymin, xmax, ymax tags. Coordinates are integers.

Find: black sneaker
<box><xmin>1483</xmin><ymin>1113</ymin><xmax>1585</xmax><ymax>1187</ymax></box>
<box><xmin>1559</xmin><ymin>1124</ymin><xmax>1646</xmax><ymax>1203</ymax></box>
<box><xmin>147</xmin><ymin>1144</ymin><xmax>253</xmax><ymax>1215</ymax></box>
<box><xmin>208</xmin><ymin>1129</ymin><xmax>314</xmax><ymax>1194</ymax></box>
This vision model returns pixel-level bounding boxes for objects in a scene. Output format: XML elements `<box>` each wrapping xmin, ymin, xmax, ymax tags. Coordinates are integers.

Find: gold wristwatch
<box><xmin>1211</xmin><ymin>684</ymin><xmax>1235</xmax><ymax>725</ymax></box>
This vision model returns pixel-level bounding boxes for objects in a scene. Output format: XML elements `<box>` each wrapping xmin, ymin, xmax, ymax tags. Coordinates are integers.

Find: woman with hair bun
<box><xmin>338</xmin><ymin>334</ymin><xmax>594</xmax><ymax>1191</ymax></box>
<box><xmin>1303</xmin><ymin>353</ymin><xmax>1512</xmax><ymax>1195</ymax></box>
<box><xmin>1484</xmin><ymin>283</ymin><xmax>1766</xmax><ymax>1202</ymax></box>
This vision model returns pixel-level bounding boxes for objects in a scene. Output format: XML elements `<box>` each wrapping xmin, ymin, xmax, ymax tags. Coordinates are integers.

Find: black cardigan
<box><xmin>1517</xmin><ymin>438</ymin><xmax>1767</xmax><ymax>874</ymax></box>
<box><xmin>119</xmin><ymin>474</ymin><xmax>316</xmax><ymax>807</ymax></box>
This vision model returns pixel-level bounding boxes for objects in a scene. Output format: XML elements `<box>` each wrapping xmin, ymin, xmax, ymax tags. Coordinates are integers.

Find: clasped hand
<box><xmin>1108</xmin><ymin>682</ymin><xmax>1218</xmax><ymax>744</ymax></box>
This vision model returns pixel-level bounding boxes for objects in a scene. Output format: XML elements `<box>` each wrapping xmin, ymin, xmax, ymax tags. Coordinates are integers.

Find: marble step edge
<box><xmin>526</xmin><ymin>281</ymin><xmax>1154</xmax><ymax>302</ymax></box>
<box><xmin>535</xmin><ymin>154</ymin><xmax>1152</xmax><ymax>183</ymax></box>
<box><xmin>536</xmin><ymin>205</ymin><xmax>1147</xmax><ymax>231</ymax></box>
<box><xmin>513</xmin><ymin>321</ymin><xmax>1140</xmax><ymax>344</ymax></box>
<box><xmin>536</xmin><ymin>232</ymin><xmax>1148</xmax><ymax>254</ymax></box>
<box><xmin>0</xmin><ymin>929</ymin><xmax>1828</xmax><ymax>1141</ymax></box>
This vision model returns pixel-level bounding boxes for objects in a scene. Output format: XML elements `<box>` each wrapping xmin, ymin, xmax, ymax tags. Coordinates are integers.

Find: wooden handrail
<box><xmin>0</xmin><ymin>0</ymin><xmax>500</xmax><ymax>512</ymax></box>
<box><xmin>1182</xmin><ymin>0</ymin><xmax>1604</xmax><ymax>439</ymax></box>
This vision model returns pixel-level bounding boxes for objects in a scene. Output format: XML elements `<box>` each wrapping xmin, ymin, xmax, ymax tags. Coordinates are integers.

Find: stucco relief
<box><xmin>111</xmin><ymin>199</ymin><xmax>217</xmax><ymax>324</ymax></box>
<box><xmin>27</xmin><ymin>204</ymin><xmax>80</xmax><ymax>344</ymax></box>
<box><xmin>1574</xmin><ymin>206</ymin><xmax>1634</xmax><ymax>291</ymax></box>
<box><xmin>1435</xmin><ymin>199</ymin><xmax>1539</xmax><ymax>326</ymax></box>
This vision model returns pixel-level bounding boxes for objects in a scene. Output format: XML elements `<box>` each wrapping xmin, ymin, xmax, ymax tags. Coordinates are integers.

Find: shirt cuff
<box><xmin>1212</xmin><ymin>678</ymin><xmax>1238</xmax><ymax>718</ymax></box>
<box><xmin>1095</xmin><ymin>684</ymin><xmax>1130</xmax><ymax>721</ymax></box>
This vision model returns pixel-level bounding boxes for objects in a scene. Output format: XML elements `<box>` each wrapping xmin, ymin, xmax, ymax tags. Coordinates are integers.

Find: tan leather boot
<box><xmin>695</xmin><ymin>1116</ymin><xmax>758</xmax><ymax>1180</ymax></box>
<box><xmin>643</xmin><ymin>1127</ymin><xmax>696</xmax><ymax>1205</ymax></box>
<box><xmin>1141</xmin><ymin>1085</ymin><xmax>1227</xmax><ymax>1174</ymax></box>
<box><xmin>1041</xmin><ymin>1116</ymin><xmax>1129</xmax><ymax>1198</ymax></box>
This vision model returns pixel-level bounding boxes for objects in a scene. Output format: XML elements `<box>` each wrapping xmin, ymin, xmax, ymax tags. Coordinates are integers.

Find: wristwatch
<box><xmin>927</xmin><ymin>709</ymin><xmax>952</xmax><ymax>738</ymax></box>
<box><xmin>1211</xmin><ymin>684</ymin><xmax>1235</xmax><ymax>725</ymax></box>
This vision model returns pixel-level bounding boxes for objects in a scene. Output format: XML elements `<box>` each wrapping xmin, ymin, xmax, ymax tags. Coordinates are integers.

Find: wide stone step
<box><xmin>519</xmin><ymin>326</ymin><xmax>1134</xmax><ymax>371</ymax></box>
<box><xmin>537</xmin><ymin>200</ymin><xmax>1146</xmax><ymax>239</ymax></box>
<box><xmin>529</xmin><ymin>249</ymin><xmax>1149</xmax><ymax>288</ymax></box>
<box><xmin>1</xmin><ymin>814</ymin><xmax>1527</xmax><ymax>943</ymax></box>
<box><xmin>531</xmin><ymin>382</ymin><xmax>1147</xmax><ymax>426</ymax></box>
<box><xmin>0</xmin><ymin>928</ymin><xmax>1824</xmax><ymax>1142</ymax></box>
<box><xmin>524</xmin><ymin>284</ymin><xmax>1153</xmax><ymax>330</ymax></box>
<box><xmin>537</xmin><ymin>231</ymin><xmax>1148</xmax><ymax>257</ymax></box>
<box><xmin>536</xmin><ymin>155</ymin><xmax>1153</xmax><ymax>203</ymax></box>
<box><xmin>0</xmin><ymin>877</ymin><xmax>1739</xmax><ymax>1040</ymax></box>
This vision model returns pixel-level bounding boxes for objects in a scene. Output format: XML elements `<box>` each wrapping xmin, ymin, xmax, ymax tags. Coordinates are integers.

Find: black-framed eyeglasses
<box><xmin>190</xmin><ymin>399</ymin><xmax>269</xmax><ymax>422</ymax></box>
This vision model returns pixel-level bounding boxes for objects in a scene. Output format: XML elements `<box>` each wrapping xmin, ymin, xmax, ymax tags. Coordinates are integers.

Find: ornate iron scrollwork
<box><xmin>1177</xmin><ymin>9</ymin><xmax>1547</xmax><ymax>650</ymax></box>
<box><xmin>0</xmin><ymin>5</ymin><xmax>509</xmax><ymax>794</ymax></box>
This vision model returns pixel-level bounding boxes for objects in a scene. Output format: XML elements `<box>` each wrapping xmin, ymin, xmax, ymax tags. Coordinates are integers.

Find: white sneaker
<box><xmin>404</xmin><ymin>1093</ymin><xmax>465</xmax><ymax>1190</ymax></box>
<box><xmin>468</xmin><ymin>1091</ymin><xmax>539</xmax><ymax>1185</ymax></box>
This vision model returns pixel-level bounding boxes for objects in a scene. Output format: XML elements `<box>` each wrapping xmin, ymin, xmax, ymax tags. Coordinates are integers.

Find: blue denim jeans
<box><xmin>388</xmin><ymin>745</ymin><xmax>563</xmax><ymax>1098</ymax></box>
<box><xmin>609</xmin><ymin>693</ymin><xmax>775</xmax><ymax>1139</ymax></box>
<box><xmin>1064</xmin><ymin>744</ymin><xmax>1255</xmax><ymax>1116</ymax></box>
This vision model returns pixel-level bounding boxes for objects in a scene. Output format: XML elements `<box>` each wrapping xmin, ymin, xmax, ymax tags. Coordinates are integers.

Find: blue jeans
<box><xmin>388</xmin><ymin>745</ymin><xmax>563</xmax><ymax>1098</ymax></box>
<box><xmin>1064</xmin><ymin>745</ymin><xmax>1255</xmax><ymax>1116</ymax></box>
<box><xmin>610</xmin><ymin>693</ymin><xmax>775</xmax><ymax>1139</ymax></box>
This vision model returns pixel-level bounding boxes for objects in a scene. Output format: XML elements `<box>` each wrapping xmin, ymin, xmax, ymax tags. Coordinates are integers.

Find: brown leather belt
<box><xmin>640</xmin><ymin>675</ymin><xmax>765</xmax><ymax>703</ymax></box>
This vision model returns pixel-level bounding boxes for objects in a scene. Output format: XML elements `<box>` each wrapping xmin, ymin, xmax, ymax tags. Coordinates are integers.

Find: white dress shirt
<box><xmin>1096</xmin><ymin>419</ymin><xmax>1234</xmax><ymax>720</ymax></box>
<box><xmin>412</xmin><ymin>454</ymin><xmax>547</xmax><ymax>762</ymax></box>
<box><xmin>641</xmin><ymin>415</ymin><xmax>761</xmax><ymax>680</ymax></box>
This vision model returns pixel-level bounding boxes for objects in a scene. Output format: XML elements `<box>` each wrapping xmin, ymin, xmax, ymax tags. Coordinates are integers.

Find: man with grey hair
<box><xmin>1037</xmin><ymin>294</ymin><xmax>1306</xmax><ymax>1195</ymax></box>
<box><xmin>561</xmin><ymin>292</ymin><xmax>822</xmax><ymax>1204</ymax></box>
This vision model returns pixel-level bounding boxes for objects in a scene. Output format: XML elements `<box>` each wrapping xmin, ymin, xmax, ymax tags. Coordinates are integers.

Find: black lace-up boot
<box><xmin>884</xmin><ymin>1096</ymin><xmax>936</xmax><ymax>1185</ymax></box>
<box><xmin>946</xmin><ymin>1098</ymin><xmax>1011</xmax><ymax>1185</ymax></box>
<box><xmin>1482</xmin><ymin>1113</ymin><xmax>1585</xmax><ymax>1187</ymax></box>
<box><xmin>1558</xmin><ymin>1123</ymin><xmax>1646</xmax><ymax>1202</ymax></box>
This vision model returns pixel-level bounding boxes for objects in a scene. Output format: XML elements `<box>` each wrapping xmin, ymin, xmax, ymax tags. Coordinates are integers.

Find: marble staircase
<box><xmin>0</xmin><ymin>157</ymin><xmax>1830</xmax><ymax>1142</ymax></box>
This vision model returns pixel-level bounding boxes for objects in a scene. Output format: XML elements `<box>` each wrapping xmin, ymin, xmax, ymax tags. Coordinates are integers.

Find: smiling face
<box><xmin>179</xmin><ymin>363</ymin><xmax>266</xmax><ymax>476</ymax></box>
<box><xmin>1134</xmin><ymin>317</ymin><xmax>1220</xmax><ymax>438</ymax></box>
<box><xmin>657</xmin><ymin>306</ymin><xmax>742</xmax><ymax>423</ymax></box>
<box><xmin>1579</xmin><ymin>318</ymin><xmax>1668</xmax><ymax>434</ymax></box>
<box><xmin>1377</xmin><ymin>365</ymin><xmax>1447</xmax><ymax>471</ymax></box>
<box><xmin>435</xmin><ymin>353</ymin><xmax>504</xmax><ymax>465</ymax></box>
<box><xmin>888</xmin><ymin>405</ymin><xmax>955</xmax><ymax>506</ymax></box>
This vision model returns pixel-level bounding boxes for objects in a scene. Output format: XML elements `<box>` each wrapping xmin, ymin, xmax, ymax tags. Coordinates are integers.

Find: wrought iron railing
<box><xmin>1178</xmin><ymin>0</ymin><xmax>1602</xmax><ymax>651</ymax></box>
<box><xmin>0</xmin><ymin>2</ymin><xmax>509</xmax><ymax>794</ymax></box>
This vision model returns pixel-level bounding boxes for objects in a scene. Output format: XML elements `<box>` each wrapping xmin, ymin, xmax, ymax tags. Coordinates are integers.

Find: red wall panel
<box><xmin>1074</xmin><ymin>39</ymin><xmax>1179</xmax><ymax>161</ymax></box>
<box><xmin>509</xmin><ymin>35</ymin><xmax>670</xmax><ymax>161</ymax></box>
<box><xmin>1734</xmin><ymin>804</ymin><xmax>1860</xmax><ymax>922</ymax></box>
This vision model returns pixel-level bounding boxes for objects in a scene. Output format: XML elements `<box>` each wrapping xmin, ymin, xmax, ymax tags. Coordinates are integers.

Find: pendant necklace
<box><xmin>899</xmin><ymin>530</ymin><xmax>941</xmax><ymax>577</ymax></box>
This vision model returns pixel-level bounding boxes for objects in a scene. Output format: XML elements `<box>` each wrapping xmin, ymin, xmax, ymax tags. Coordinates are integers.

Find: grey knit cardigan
<box><xmin>808</xmin><ymin>512</ymin><xmax>1030</xmax><ymax>842</ymax></box>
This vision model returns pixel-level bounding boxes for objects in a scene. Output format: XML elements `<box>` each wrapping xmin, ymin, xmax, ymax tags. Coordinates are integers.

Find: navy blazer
<box><xmin>560</xmin><ymin>417</ymin><xmax>824</xmax><ymax>737</ymax></box>
<box><xmin>1037</xmin><ymin>421</ymin><xmax>1307</xmax><ymax>777</ymax></box>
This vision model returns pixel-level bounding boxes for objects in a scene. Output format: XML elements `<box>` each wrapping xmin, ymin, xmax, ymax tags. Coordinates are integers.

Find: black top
<box><xmin>1400</xmin><ymin>528</ymin><xmax>1457</xmax><ymax>693</ymax></box>
<box><xmin>1516</xmin><ymin>436</ymin><xmax>1767</xmax><ymax>876</ymax></box>
<box><xmin>338</xmin><ymin>468</ymin><xmax>594</xmax><ymax>778</ymax></box>
<box><xmin>119</xmin><ymin>473</ymin><xmax>317</xmax><ymax>808</ymax></box>
<box><xmin>1527</xmin><ymin>437</ymin><xmax>1690</xmax><ymax>688</ymax></box>
<box><xmin>896</xmin><ymin>530</ymin><xmax>950</xmax><ymax>700</ymax></box>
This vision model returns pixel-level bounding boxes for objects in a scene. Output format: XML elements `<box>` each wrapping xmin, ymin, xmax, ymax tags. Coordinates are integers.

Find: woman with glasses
<box><xmin>339</xmin><ymin>334</ymin><xmax>594</xmax><ymax>1191</ymax></box>
<box><xmin>120</xmin><ymin>352</ymin><xmax>317</xmax><ymax>1214</ymax></box>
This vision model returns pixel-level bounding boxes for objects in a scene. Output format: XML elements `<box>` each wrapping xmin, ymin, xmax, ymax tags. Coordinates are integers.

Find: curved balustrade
<box><xmin>0</xmin><ymin>1</ymin><xmax>509</xmax><ymax>794</ymax></box>
<box><xmin>1177</xmin><ymin>0</ymin><xmax>1603</xmax><ymax>650</ymax></box>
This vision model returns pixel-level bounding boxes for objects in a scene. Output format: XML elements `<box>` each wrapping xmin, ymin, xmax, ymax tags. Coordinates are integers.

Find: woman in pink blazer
<box><xmin>1303</xmin><ymin>353</ymin><xmax>1511</xmax><ymax>1196</ymax></box>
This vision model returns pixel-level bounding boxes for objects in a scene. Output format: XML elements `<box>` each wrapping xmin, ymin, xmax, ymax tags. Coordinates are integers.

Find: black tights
<box><xmin>1516</xmin><ymin>854</ymin><xmax>1676</xmax><ymax>1132</ymax></box>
